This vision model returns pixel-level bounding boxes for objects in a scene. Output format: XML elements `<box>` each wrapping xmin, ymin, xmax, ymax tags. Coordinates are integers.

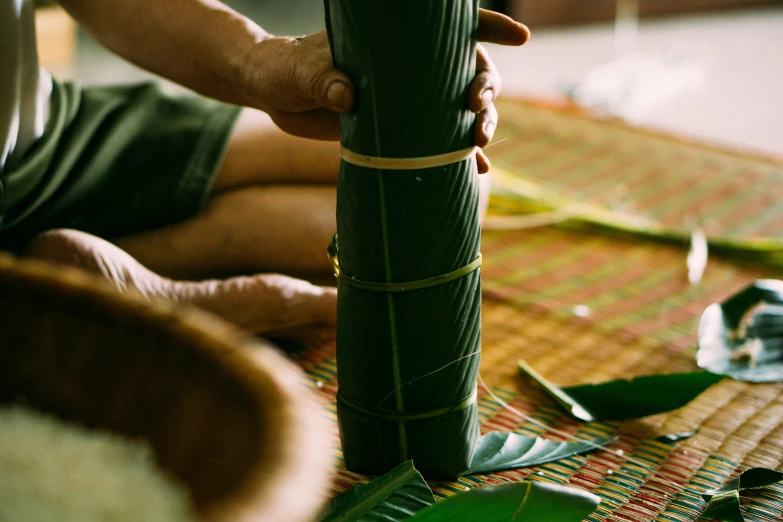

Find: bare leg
<box><xmin>115</xmin><ymin>108</ymin><xmax>489</xmax><ymax>281</ymax></box>
<box><xmin>111</xmin><ymin>109</ymin><xmax>339</xmax><ymax>280</ymax></box>
<box><xmin>23</xmin><ymin>229</ymin><xmax>336</xmax><ymax>334</ymax></box>
<box><xmin>213</xmin><ymin>109</ymin><xmax>340</xmax><ymax>190</ymax></box>
<box><xmin>115</xmin><ymin>185</ymin><xmax>336</xmax><ymax>280</ymax></box>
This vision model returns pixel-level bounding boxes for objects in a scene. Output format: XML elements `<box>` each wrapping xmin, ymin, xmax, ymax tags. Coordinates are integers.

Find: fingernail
<box><xmin>481</xmin><ymin>89</ymin><xmax>494</xmax><ymax>107</ymax></box>
<box><xmin>327</xmin><ymin>81</ymin><xmax>348</xmax><ymax>110</ymax></box>
<box><xmin>484</xmin><ymin>122</ymin><xmax>496</xmax><ymax>140</ymax></box>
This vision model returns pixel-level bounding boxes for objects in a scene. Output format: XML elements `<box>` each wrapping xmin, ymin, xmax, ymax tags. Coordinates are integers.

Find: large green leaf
<box><xmin>319</xmin><ymin>461</ymin><xmax>434</xmax><ymax>522</ymax></box>
<box><xmin>466</xmin><ymin>431</ymin><xmax>614</xmax><ymax>474</ymax></box>
<box><xmin>519</xmin><ymin>361</ymin><xmax>723</xmax><ymax>421</ymax></box>
<box><xmin>697</xmin><ymin>280</ymin><xmax>783</xmax><ymax>382</ymax></box>
<box><xmin>327</xmin><ymin>0</ymin><xmax>482</xmax><ymax>478</ymax></box>
<box><xmin>700</xmin><ymin>467</ymin><xmax>783</xmax><ymax>521</ymax></box>
<box><xmin>407</xmin><ymin>481</ymin><xmax>600</xmax><ymax>522</ymax></box>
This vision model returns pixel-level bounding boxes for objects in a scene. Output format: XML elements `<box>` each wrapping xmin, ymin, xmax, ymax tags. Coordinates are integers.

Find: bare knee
<box><xmin>22</xmin><ymin>229</ymin><xmax>121</xmax><ymax>278</ymax></box>
<box><xmin>23</xmin><ymin>229</ymin><xmax>89</xmax><ymax>266</ymax></box>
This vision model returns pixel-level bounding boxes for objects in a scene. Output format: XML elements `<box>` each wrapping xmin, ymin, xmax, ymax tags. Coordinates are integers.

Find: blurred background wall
<box><xmin>36</xmin><ymin>0</ymin><xmax>783</xmax><ymax>157</ymax></box>
<box><xmin>485</xmin><ymin>0</ymin><xmax>782</xmax><ymax>25</ymax></box>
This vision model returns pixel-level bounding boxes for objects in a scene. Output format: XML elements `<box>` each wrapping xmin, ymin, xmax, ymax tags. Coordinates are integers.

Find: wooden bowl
<box><xmin>0</xmin><ymin>253</ymin><xmax>332</xmax><ymax>522</ymax></box>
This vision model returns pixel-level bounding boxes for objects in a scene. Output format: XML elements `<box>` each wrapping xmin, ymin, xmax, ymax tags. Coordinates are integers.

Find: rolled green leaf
<box><xmin>326</xmin><ymin>0</ymin><xmax>482</xmax><ymax>478</ymax></box>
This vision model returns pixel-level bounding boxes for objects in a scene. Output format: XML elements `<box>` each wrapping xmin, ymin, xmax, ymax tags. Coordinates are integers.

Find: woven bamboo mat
<box><xmin>292</xmin><ymin>99</ymin><xmax>783</xmax><ymax>521</ymax></box>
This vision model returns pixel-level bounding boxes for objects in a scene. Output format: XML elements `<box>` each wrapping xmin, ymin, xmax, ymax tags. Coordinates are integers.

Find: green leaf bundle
<box><xmin>325</xmin><ymin>1</ymin><xmax>482</xmax><ymax>478</ymax></box>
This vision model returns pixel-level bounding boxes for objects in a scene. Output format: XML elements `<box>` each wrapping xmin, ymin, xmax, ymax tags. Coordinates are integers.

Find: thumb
<box><xmin>309</xmin><ymin>68</ymin><xmax>354</xmax><ymax>113</ymax></box>
<box><xmin>291</xmin><ymin>31</ymin><xmax>354</xmax><ymax>112</ymax></box>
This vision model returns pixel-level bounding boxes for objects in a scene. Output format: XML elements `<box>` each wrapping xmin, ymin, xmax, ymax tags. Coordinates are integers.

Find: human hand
<box><xmin>23</xmin><ymin>230</ymin><xmax>336</xmax><ymax>336</ymax></box>
<box><xmin>239</xmin><ymin>9</ymin><xmax>529</xmax><ymax>173</ymax></box>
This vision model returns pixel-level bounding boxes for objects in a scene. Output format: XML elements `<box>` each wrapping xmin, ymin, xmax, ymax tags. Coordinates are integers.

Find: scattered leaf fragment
<box><xmin>519</xmin><ymin>361</ymin><xmax>723</xmax><ymax>421</ymax></box>
<box><xmin>654</xmin><ymin>431</ymin><xmax>697</xmax><ymax>443</ymax></box>
<box><xmin>700</xmin><ymin>490</ymin><xmax>744</xmax><ymax>522</ymax></box>
<box><xmin>406</xmin><ymin>481</ymin><xmax>600</xmax><ymax>522</ymax></box>
<box><xmin>318</xmin><ymin>461</ymin><xmax>434</xmax><ymax>522</ymax></box>
<box><xmin>466</xmin><ymin>431</ymin><xmax>615</xmax><ymax>474</ymax></box>
<box><xmin>698</xmin><ymin>279</ymin><xmax>783</xmax><ymax>382</ymax></box>
<box><xmin>688</xmin><ymin>228</ymin><xmax>709</xmax><ymax>284</ymax></box>
<box><xmin>700</xmin><ymin>467</ymin><xmax>783</xmax><ymax>521</ymax></box>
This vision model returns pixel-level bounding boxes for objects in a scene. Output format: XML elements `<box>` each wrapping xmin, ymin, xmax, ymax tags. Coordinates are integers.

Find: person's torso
<box><xmin>0</xmin><ymin>0</ymin><xmax>52</xmax><ymax>174</ymax></box>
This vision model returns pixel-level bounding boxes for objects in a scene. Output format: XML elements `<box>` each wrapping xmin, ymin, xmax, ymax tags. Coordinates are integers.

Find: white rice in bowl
<box><xmin>0</xmin><ymin>405</ymin><xmax>194</xmax><ymax>522</ymax></box>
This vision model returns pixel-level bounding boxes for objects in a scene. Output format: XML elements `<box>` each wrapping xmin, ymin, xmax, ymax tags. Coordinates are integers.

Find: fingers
<box><xmin>473</xmin><ymin>95</ymin><xmax>498</xmax><ymax>148</ymax></box>
<box><xmin>268</xmin><ymin>107</ymin><xmax>342</xmax><ymax>141</ymax></box>
<box><xmin>307</xmin><ymin>67</ymin><xmax>354</xmax><ymax>113</ymax></box>
<box><xmin>476</xmin><ymin>149</ymin><xmax>490</xmax><ymax>175</ymax></box>
<box><xmin>468</xmin><ymin>44</ymin><xmax>501</xmax><ymax>114</ymax></box>
<box><xmin>477</xmin><ymin>8</ymin><xmax>530</xmax><ymax>46</ymax></box>
<box><xmin>469</xmin><ymin>45</ymin><xmax>499</xmax><ymax>158</ymax></box>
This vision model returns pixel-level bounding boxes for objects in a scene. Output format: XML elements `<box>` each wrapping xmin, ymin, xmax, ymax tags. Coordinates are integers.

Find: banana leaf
<box><xmin>519</xmin><ymin>361</ymin><xmax>723</xmax><ymax>421</ymax></box>
<box><xmin>466</xmin><ymin>432</ymin><xmax>615</xmax><ymax>475</ymax></box>
<box><xmin>697</xmin><ymin>280</ymin><xmax>783</xmax><ymax>382</ymax></box>
<box><xmin>318</xmin><ymin>461</ymin><xmax>434</xmax><ymax>522</ymax></box>
<box><xmin>407</xmin><ymin>481</ymin><xmax>601</xmax><ymax>522</ymax></box>
<box><xmin>325</xmin><ymin>0</ymin><xmax>482</xmax><ymax>478</ymax></box>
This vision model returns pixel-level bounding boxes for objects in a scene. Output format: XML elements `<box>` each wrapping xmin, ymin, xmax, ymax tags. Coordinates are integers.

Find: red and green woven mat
<box><xmin>488</xmin><ymin>98</ymin><xmax>783</xmax><ymax>242</ymax></box>
<box><xmin>292</xmin><ymin>99</ymin><xmax>783</xmax><ymax>521</ymax></box>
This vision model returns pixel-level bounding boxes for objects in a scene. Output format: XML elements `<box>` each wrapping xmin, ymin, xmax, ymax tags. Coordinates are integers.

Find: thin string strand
<box><xmin>371</xmin><ymin>351</ymin><xmax>482</xmax><ymax>468</ymax></box>
<box><xmin>375</xmin><ymin>348</ymin><xmax>481</xmax><ymax>408</ymax></box>
<box><xmin>483</xmin><ymin>137</ymin><xmax>508</xmax><ymax>149</ymax></box>
<box><xmin>478</xmin><ymin>374</ymin><xmax>715</xmax><ymax>499</ymax></box>
<box><xmin>376</xmin><ymin>349</ymin><xmax>482</xmax><ymax>408</ymax></box>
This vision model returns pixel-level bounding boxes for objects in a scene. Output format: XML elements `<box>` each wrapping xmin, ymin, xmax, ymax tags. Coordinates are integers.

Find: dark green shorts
<box><xmin>0</xmin><ymin>79</ymin><xmax>241</xmax><ymax>253</ymax></box>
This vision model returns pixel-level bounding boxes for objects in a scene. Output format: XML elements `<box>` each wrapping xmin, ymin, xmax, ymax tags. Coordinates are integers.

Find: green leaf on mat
<box><xmin>318</xmin><ymin>461</ymin><xmax>434</xmax><ymax>522</ymax></box>
<box><xmin>654</xmin><ymin>431</ymin><xmax>697</xmax><ymax>443</ymax></box>
<box><xmin>700</xmin><ymin>467</ymin><xmax>783</xmax><ymax>521</ymax></box>
<box><xmin>518</xmin><ymin>360</ymin><xmax>596</xmax><ymax>422</ymax></box>
<box><xmin>700</xmin><ymin>491</ymin><xmax>744</xmax><ymax>522</ymax></box>
<box><xmin>519</xmin><ymin>361</ymin><xmax>724</xmax><ymax>421</ymax></box>
<box><xmin>562</xmin><ymin>372</ymin><xmax>723</xmax><ymax>421</ymax></box>
<box><xmin>406</xmin><ymin>481</ymin><xmax>600</xmax><ymax>522</ymax></box>
<box><xmin>697</xmin><ymin>279</ymin><xmax>783</xmax><ymax>382</ymax></box>
<box><xmin>466</xmin><ymin>431</ymin><xmax>615</xmax><ymax>474</ymax></box>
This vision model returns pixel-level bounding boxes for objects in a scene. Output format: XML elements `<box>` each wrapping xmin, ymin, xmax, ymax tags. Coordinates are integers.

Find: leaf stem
<box><xmin>368</xmin><ymin>50</ymin><xmax>408</xmax><ymax>461</ymax></box>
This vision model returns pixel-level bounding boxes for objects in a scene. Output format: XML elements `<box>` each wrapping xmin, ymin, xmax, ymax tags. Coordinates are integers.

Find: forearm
<box><xmin>57</xmin><ymin>0</ymin><xmax>267</xmax><ymax>107</ymax></box>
